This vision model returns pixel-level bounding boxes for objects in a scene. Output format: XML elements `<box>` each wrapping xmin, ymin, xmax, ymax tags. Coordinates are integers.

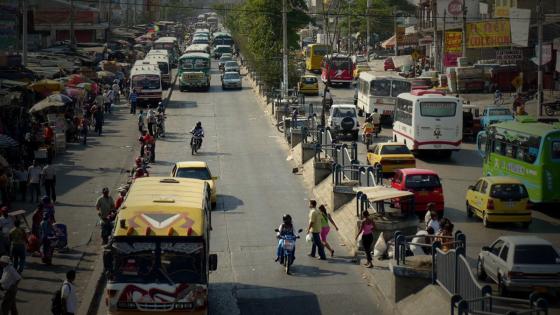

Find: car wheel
<box><xmin>498</xmin><ymin>274</ymin><xmax>508</xmax><ymax>296</ymax></box>
<box><xmin>476</xmin><ymin>257</ymin><xmax>487</xmax><ymax>281</ymax></box>
<box><xmin>483</xmin><ymin>212</ymin><xmax>490</xmax><ymax>227</ymax></box>
<box><xmin>466</xmin><ymin>202</ymin><xmax>473</xmax><ymax>218</ymax></box>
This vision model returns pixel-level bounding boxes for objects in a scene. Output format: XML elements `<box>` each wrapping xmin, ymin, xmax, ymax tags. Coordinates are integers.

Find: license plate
<box><xmin>505</xmin><ymin>201</ymin><xmax>515</xmax><ymax>208</ymax></box>
<box><xmin>433</xmin><ymin>144</ymin><xmax>442</xmax><ymax>148</ymax></box>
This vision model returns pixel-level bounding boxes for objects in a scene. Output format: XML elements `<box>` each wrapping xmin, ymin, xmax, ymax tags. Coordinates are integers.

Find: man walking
<box><xmin>42</xmin><ymin>162</ymin><xmax>57</xmax><ymax>203</ymax></box>
<box><xmin>307</xmin><ymin>200</ymin><xmax>327</xmax><ymax>260</ymax></box>
<box><xmin>61</xmin><ymin>270</ymin><xmax>77</xmax><ymax>315</ymax></box>
<box><xmin>129</xmin><ymin>89</ymin><xmax>138</xmax><ymax>114</ymax></box>
<box><xmin>27</xmin><ymin>160</ymin><xmax>42</xmax><ymax>203</ymax></box>
<box><xmin>0</xmin><ymin>255</ymin><xmax>21</xmax><ymax>314</ymax></box>
<box><xmin>9</xmin><ymin>220</ymin><xmax>26</xmax><ymax>273</ymax></box>
<box><xmin>96</xmin><ymin>188</ymin><xmax>115</xmax><ymax>245</ymax></box>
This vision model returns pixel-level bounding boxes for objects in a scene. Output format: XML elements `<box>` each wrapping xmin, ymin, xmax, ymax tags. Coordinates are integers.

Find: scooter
<box><xmin>190</xmin><ymin>132</ymin><xmax>203</xmax><ymax>155</ymax></box>
<box><xmin>275</xmin><ymin>228</ymin><xmax>303</xmax><ymax>275</ymax></box>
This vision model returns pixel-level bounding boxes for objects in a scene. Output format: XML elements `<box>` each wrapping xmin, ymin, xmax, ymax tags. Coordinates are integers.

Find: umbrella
<box><xmin>97</xmin><ymin>71</ymin><xmax>116</xmax><ymax>80</ymax></box>
<box><xmin>29</xmin><ymin>93</ymin><xmax>73</xmax><ymax>114</ymax></box>
<box><xmin>67</xmin><ymin>74</ymin><xmax>89</xmax><ymax>86</ymax></box>
<box><xmin>64</xmin><ymin>87</ymin><xmax>84</xmax><ymax>98</ymax></box>
<box><xmin>76</xmin><ymin>82</ymin><xmax>93</xmax><ymax>91</ymax></box>
<box><xmin>0</xmin><ymin>135</ymin><xmax>19</xmax><ymax>149</ymax></box>
<box><xmin>30</xmin><ymin>79</ymin><xmax>64</xmax><ymax>93</ymax></box>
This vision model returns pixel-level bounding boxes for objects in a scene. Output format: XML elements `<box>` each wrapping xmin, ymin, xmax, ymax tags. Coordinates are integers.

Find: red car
<box><xmin>384</xmin><ymin>57</ymin><xmax>396</xmax><ymax>71</ymax></box>
<box><xmin>391</xmin><ymin>168</ymin><xmax>444</xmax><ymax>216</ymax></box>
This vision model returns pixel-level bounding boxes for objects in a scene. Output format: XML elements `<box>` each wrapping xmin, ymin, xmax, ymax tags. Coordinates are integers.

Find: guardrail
<box><xmin>452</xmin><ymin>293</ymin><xmax>549</xmax><ymax>315</ymax></box>
<box><xmin>393</xmin><ymin>231</ymin><xmax>467</xmax><ymax>268</ymax></box>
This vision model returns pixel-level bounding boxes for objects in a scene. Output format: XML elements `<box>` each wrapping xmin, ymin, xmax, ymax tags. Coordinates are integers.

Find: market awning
<box><xmin>381</xmin><ymin>35</ymin><xmax>396</xmax><ymax>49</ymax></box>
<box><xmin>353</xmin><ymin>186</ymin><xmax>414</xmax><ymax>202</ymax></box>
<box><xmin>29</xmin><ymin>93</ymin><xmax>73</xmax><ymax>113</ymax></box>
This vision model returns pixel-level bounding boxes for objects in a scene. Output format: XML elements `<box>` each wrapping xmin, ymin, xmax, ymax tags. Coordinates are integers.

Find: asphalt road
<box><xmin>96</xmin><ymin>66</ymin><xmax>388</xmax><ymax>314</ymax></box>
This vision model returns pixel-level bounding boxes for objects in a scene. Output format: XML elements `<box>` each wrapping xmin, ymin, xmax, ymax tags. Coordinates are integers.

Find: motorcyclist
<box><xmin>275</xmin><ymin>214</ymin><xmax>296</xmax><ymax>263</ymax></box>
<box><xmin>361</xmin><ymin>118</ymin><xmax>375</xmax><ymax>143</ymax></box>
<box><xmin>95</xmin><ymin>187</ymin><xmax>116</xmax><ymax>245</ymax></box>
<box><xmin>190</xmin><ymin>121</ymin><xmax>204</xmax><ymax>147</ymax></box>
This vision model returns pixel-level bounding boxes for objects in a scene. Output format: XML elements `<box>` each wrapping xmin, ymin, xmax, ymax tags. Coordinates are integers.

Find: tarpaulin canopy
<box><xmin>381</xmin><ymin>35</ymin><xmax>396</xmax><ymax>49</ymax></box>
<box><xmin>29</xmin><ymin>93</ymin><xmax>73</xmax><ymax>113</ymax></box>
<box><xmin>353</xmin><ymin>186</ymin><xmax>414</xmax><ymax>202</ymax></box>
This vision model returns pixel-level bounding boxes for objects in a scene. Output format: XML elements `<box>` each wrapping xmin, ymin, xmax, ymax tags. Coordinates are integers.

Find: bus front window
<box><xmin>112</xmin><ymin>242</ymin><xmax>157</xmax><ymax>283</ymax></box>
<box><xmin>132</xmin><ymin>75</ymin><xmax>161</xmax><ymax>90</ymax></box>
<box><xmin>371</xmin><ymin>80</ymin><xmax>391</xmax><ymax>96</ymax></box>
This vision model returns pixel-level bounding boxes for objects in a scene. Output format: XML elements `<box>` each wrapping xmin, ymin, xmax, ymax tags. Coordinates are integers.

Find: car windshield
<box><xmin>132</xmin><ymin>75</ymin><xmax>160</xmax><ymax>90</ymax></box>
<box><xmin>489</xmin><ymin>108</ymin><xmax>512</xmax><ymax>116</ymax></box>
<box><xmin>420</xmin><ymin>102</ymin><xmax>457</xmax><ymax>117</ymax></box>
<box><xmin>392</xmin><ymin>80</ymin><xmax>411</xmax><ymax>97</ymax></box>
<box><xmin>370</xmin><ymin>80</ymin><xmax>391</xmax><ymax>96</ymax></box>
<box><xmin>514</xmin><ymin>245</ymin><xmax>560</xmax><ymax>265</ymax></box>
<box><xmin>332</xmin><ymin>108</ymin><xmax>356</xmax><ymax>118</ymax></box>
<box><xmin>405</xmin><ymin>174</ymin><xmax>441</xmax><ymax>189</ymax></box>
<box><xmin>490</xmin><ymin>184</ymin><xmax>528</xmax><ymax>199</ymax></box>
<box><xmin>225</xmin><ymin>61</ymin><xmax>238</xmax><ymax>67</ymax></box>
<box><xmin>175</xmin><ymin>167</ymin><xmax>211</xmax><ymax>180</ymax></box>
<box><xmin>381</xmin><ymin>145</ymin><xmax>411</xmax><ymax>155</ymax></box>
<box><xmin>224</xmin><ymin>73</ymin><xmax>240</xmax><ymax>80</ymax></box>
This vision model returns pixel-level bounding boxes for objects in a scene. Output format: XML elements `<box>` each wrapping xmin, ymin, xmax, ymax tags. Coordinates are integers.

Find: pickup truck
<box><xmin>480</xmin><ymin>106</ymin><xmax>514</xmax><ymax>129</ymax></box>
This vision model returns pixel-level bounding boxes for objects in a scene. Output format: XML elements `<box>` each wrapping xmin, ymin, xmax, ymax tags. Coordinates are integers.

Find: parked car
<box><xmin>391</xmin><ymin>168</ymin><xmax>444</xmax><ymax>216</ymax></box>
<box><xmin>221</xmin><ymin>71</ymin><xmax>242</xmax><ymax>90</ymax></box>
<box><xmin>477</xmin><ymin>236</ymin><xmax>560</xmax><ymax>296</ymax></box>
<box><xmin>384</xmin><ymin>57</ymin><xmax>397</xmax><ymax>71</ymax></box>
<box><xmin>218</xmin><ymin>54</ymin><xmax>233</xmax><ymax>70</ymax></box>
<box><xmin>480</xmin><ymin>106</ymin><xmax>514</xmax><ymax>129</ymax></box>
<box><xmin>171</xmin><ymin>161</ymin><xmax>219</xmax><ymax>208</ymax></box>
<box><xmin>224</xmin><ymin>61</ymin><xmax>240</xmax><ymax>73</ymax></box>
<box><xmin>465</xmin><ymin>176</ymin><xmax>532</xmax><ymax>227</ymax></box>
<box><xmin>367</xmin><ymin>142</ymin><xmax>416</xmax><ymax>174</ymax></box>
<box><xmin>297</xmin><ymin>75</ymin><xmax>319</xmax><ymax>95</ymax></box>
<box><xmin>327</xmin><ymin>104</ymin><xmax>360</xmax><ymax>141</ymax></box>
<box><xmin>353</xmin><ymin>64</ymin><xmax>371</xmax><ymax>80</ymax></box>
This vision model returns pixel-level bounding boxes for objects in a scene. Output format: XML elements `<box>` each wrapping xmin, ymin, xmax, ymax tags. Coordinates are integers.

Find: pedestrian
<box><xmin>318</xmin><ymin>205</ymin><xmax>339</xmax><ymax>257</ymax></box>
<box><xmin>138</xmin><ymin>110</ymin><xmax>145</xmax><ymax>134</ymax></box>
<box><xmin>115</xmin><ymin>188</ymin><xmax>127</xmax><ymax>209</ymax></box>
<box><xmin>0</xmin><ymin>207</ymin><xmax>14</xmax><ymax>238</ymax></box>
<box><xmin>13</xmin><ymin>166</ymin><xmax>27</xmax><ymax>202</ymax></box>
<box><xmin>42</xmin><ymin>196</ymin><xmax>56</xmax><ymax>223</ymax></box>
<box><xmin>0</xmin><ymin>255</ymin><xmax>21</xmax><ymax>314</ymax></box>
<box><xmin>356</xmin><ymin>210</ymin><xmax>375</xmax><ymax>268</ymax></box>
<box><xmin>80</xmin><ymin>117</ymin><xmax>89</xmax><ymax>145</ymax></box>
<box><xmin>27</xmin><ymin>160</ymin><xmax>42</xmax><ymax>202</ymax></box>
<box><xmin>42</xmin><ymin>162</ymin><xmax>57</xmax><ymax>203</ymax></box>
<box><xmin>96</xmin><ymin>187</ymin><xmax>115</xmax><ymax>245</ymax></box>
<box><xmin>9</xmin><ymin>220</ymin><xmax>26</xmax><ymax>273</ymax></box>
<box><xmin>94</xmin><ymin>106</ymin><xmax>104</xmax><ymax>136</ymax></box>
<box><xmin>94</xmin><ymin>91</ymin><xmax>105</xmax><ymax>111</ymax></box>
<box><xmin>436</xmin><ymin>220</ymin><xmax>454</xmax><ymax>252</ymax></box>
<box><xmin>104</xmin><ymin>88</ymin><xmax>114</xmax><ymax>114</ymax></box>
<box><xmin>129</xmin><ymin>89</ymin><xmax>138</xmax><ymax>114</ymax></box>
<box><xmin>306</xmin><ymin>200</ymin><xmax>326</xmax><ymax>260</ymax></box>
<box><xmin>39</xmin><ymin>213</ymin><xmax>54</xmax><ymax>265</ymax></box>
<box><xmin>60</xmin><ymin>270</ymin><xmax>77</xmax><ymax>315</ymax></box>
<box><xmin>112</xmin><ymin>80</ymin><xmax>120</xmax><ymax>104</ymax></box>
<box><xmin>147</xmin><ymin>109</ymin><xmax>156</xmax><ymax>136</ymax></box>
<box><xmin>0</xmin><ymin>170</ymin><xmax>9</xmax><ymax>207</ymax></box>
<box><xmin>426</xmin><ymin>211</ymin><xmax>440</xmax><ymax>233</ymax></box>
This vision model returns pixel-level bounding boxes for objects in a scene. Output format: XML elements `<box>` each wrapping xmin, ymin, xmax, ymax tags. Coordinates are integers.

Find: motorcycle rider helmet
<box><xmin>196</xmin><ymin>121</ymin><xmax>202</xmax><ymax>128</ymax></box>
<box><xmin>282</xmin><ymin>214</ymin><xmax>292</xmax><ymax>225</ymax></box>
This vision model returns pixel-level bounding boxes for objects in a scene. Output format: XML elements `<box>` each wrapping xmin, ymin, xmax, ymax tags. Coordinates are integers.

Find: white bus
<box><xmin>145</xmin><ymin>53</ymin><xmax>170</xmax><ymax>89</ymax></box>
<box><xmin>357</xmin><ymin>72</ymin><xmax>411</xmax><ymax>121</ymax></box>
<box><xmin>185</xmin><ymin>43</ymin><xmax>210</xmax><ymax>54</ymax></box>
<box><xmin>130</xmin><ymin>61</ymin><xmax>162</xmax><ymax>107</ymax></box>
<box><xmin>393</xmin><ymin>90</ymin><xmax>462</xmax><ymax>156</ymax></box>
<box><xmin>153</xmin><ymin>37</ymin><xmax>180</xmax><ymax>66</ymax></box>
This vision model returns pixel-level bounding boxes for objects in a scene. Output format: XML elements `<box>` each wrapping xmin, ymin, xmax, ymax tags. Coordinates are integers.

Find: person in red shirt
<box><xmin>115</xmin><ymin>189</ymin><xmax>126</xmax><ymax>209</ymax></box>
<box><xmin>139</xmin><ymin>130</ymin><xmax>156</xmax><ymax>162</ymax></box>
<box><xmin>44</xmin><ymin>124</ymin><xmax>54</xmax><ymax>145</ymax></box>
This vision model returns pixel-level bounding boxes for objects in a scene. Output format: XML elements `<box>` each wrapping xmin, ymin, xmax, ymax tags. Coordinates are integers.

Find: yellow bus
<box><xmin>305</xmin><ymin>44</ymin><xmax>328</xmax><ymax>73</ymax></box>
<box><xmin>103</xmin><ymin>177</ymin><xmax>216</xmax><ymax>315</ymax></box>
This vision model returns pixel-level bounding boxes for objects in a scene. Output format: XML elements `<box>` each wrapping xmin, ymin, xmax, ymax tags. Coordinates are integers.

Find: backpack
<box><xmin>51</xmin><ymin>283</ymin><xmax>70</xmax><ymax>315</ymax></box>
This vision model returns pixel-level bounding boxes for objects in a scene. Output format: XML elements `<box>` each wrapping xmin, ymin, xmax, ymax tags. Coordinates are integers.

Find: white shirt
<box><xmin>61</xmin><ymin>280</ymin><xmax>77</xmax><ymax>313</ymax></box>
<box><xmin>28</xmin><ymin>166</ymin><xmax>42</xmax><ymax>184</ymax></box>
<box><xmin>427</xmin><ymin>219</ymin><xmax>440</xmax><ymax>233</ymax></box>
<box><xmin>0</xmin><ymin>264</ymin><xmax>21</xmax><ymax>290</ymax></box>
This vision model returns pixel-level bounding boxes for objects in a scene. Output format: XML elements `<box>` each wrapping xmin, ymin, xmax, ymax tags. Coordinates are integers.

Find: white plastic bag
<box><xmin>306</xmin><ymin>233</ymin><xmax>313</xmax><ymax>243</ymax></box>
<box><xmin>373</xmin><ymin>232</ymin><xmax>387</xmax><ymax>258</ymax></box>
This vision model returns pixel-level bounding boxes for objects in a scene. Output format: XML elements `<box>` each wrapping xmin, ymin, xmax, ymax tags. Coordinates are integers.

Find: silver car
<box><xmin>221</xmin><ymin>71</ymin><xmax>242</xmax><ymax>90</ymax></box>
<box><xmin>477</xmin><ymin>236</ymin><xmax>560</xmax><ymax>296</ymax></box>
<box><xmin>224</xmin><ymin>61</ymin><xmax>240</xmax><ymax>73</ymax></box>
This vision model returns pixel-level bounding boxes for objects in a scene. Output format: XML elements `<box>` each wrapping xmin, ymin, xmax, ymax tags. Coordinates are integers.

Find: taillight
<box><xmin>487</xmin><ymin>199</ymin><xmax>494</xmax><ymax>210</ymax></box>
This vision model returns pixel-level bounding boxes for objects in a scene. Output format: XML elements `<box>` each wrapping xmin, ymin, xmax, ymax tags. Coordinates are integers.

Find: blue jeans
<box><xmin>310</xmin><ymin>232</ymin><xmax>326</xmax><ymax>259</ymax></box>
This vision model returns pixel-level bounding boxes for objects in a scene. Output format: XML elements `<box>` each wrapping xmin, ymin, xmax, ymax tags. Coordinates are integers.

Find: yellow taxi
<box><xmin>297</xmin><ymin>75</ymin><xmax>319</xmax><ymax>95</ymax></box>
<box><xmin>367</xmin><ymin>142</ymin><xmax>416</xmax><ymax>173</ymax></box>
<box><xmin>465</xmin><ymin>176</ymin><xmax>532</xmax><ymax>228</ymax></box>
<box><xmin>353</xmin><ymin>64</ymin><xmax>371</xmax><ymax>79</ymax></box>
<box><xmin>171</xmin><ymin>161</ymin><xmax>219</xmax><ymax>208</ymax></box>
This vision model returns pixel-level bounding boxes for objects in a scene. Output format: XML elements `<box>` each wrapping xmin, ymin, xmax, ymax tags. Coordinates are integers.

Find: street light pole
<box><xmin>366</xmin><ymin>0</ymin><xmax>370</xmax><ymax>61</ymax></box>
<box><xmin>394</xmin><ymin>8</ymin><xmax>398</xmax><ymax>56</ymax></box>
<box><xmin>282</xmin><ymin>0</ymin><xmax>288</xmax><ymax>98</ymax></box>
<box><xmin>347</xmin><ymin>0</ymin><xmax>351</xmax><ymax>53</ymax></box>
<box><xmin>537</xmin><ymin>0</ymin><xmax>544</xmax><ymax>116</ymax></box>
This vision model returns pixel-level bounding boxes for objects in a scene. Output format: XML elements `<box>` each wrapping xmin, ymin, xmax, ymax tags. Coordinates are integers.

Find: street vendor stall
<box><xmin>354</xmin><ymin>186</ymin><xmax>415</xmax><ymax>216</ymax></box>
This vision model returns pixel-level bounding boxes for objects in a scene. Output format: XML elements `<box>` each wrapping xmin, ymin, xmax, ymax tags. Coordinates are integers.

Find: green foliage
<box><xmin>216</xmin><ymin>0</ymin><xmax>311</xmax><ymax>89</ymax></box>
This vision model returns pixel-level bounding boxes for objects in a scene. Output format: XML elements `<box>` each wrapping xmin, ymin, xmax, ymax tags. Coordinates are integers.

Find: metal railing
<box><xmin>394</xmin><ymin>231</ymin><xmax>467</xmax><ymax>268</ymax></box>
<box><xmin>452</xmin><ymin>293</ymin><xmax>549</xmax><ymax>315</ymax></box>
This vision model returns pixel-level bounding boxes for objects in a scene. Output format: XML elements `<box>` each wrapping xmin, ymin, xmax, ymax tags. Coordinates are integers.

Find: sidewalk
<box><xmin>12</xmin><ymin>100</ymin><xmax>139</xmax><ymax>314</ymax></box>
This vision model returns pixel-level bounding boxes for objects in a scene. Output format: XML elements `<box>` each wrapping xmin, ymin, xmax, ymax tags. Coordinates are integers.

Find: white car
<box><xmin>477</xmin><ymin>236</ymin><xmax>560</xmax><ymax>296</ymax></box>
<box><xmin>221</xmin><ymin>71</ymin><xmax>242</xmax><ymax>90</ymax></box>
<box><xmin>327</xmin><ymin>104</ymin><xmax>359</xmax><ymax>141</ymax></box>
<box><xmin>224</xmin><ymin>61</ymin><xmax>240</xmax><ymax>73</ymax></box>
<box><xmin>218</xmin><ymin>54</ymin><xmax>233</xmax><ymax>70</ymax></box>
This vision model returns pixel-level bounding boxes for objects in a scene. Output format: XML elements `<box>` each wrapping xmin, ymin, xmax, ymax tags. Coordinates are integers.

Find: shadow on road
<box><xmin>216</xmin><ymin>195</ymin><xmax>244</xmax><ymax>212</ymax></box>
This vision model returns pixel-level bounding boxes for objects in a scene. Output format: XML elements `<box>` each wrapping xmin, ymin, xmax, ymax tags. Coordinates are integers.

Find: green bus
<box><xmin>477</xmin><ymin>116</ymin><xmax>560</xmax><ymax>204</ymax></box>
<box><xmin>178</xmin><ymin>52</ymin><xmax>211</xmax><ymax>91</ymax></box>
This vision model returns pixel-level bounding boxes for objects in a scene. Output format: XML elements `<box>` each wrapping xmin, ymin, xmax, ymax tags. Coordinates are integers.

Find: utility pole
<box><xmin>133</xmin><ymin>0</ymin><xmax>137</xmax><ymax>26</ymax></box>
<box><xmin>461</xmin><ymin>1</ymin><xmax>467</xmax><ymax>58</ymax></box>
<box><xmin>282</xmin><ymin>0</ymin><xmax>288</xmax><ymax>98</ymax></box>
<box><xmin>432</xmin><ymin>1</ymin><xmax>438</xmax><ymax>70</ymax></box>
<box><xmin>347</xmin><ymin>0</ymin><xmax>351</xmax><ymax>54</ymax></box>
<box><xmin>537</xmin><ymin>0</ymin><xmax>543</xmax><ymax>116</ymax></box>
<box><xmin>70</xmin><ymin>0</ymin><xmax>76</xmax><ymax>49</ymax></box>
<box><xmin>22</xmin><ymin>0</ymin><xmax>28</xmax><ymax>66</ymax></box>
<box><xmin>366</xmin><ymin>0</ymin><xmax>370</xmax><ymax>61</ymax></box>
<box><xmin>441</xmin><ymin>9</ymin><xmax>446</xmax><ymax>72</ymax></box>
<box><xmin>394</xmin><ymin>8</ymin><xmax>398</xmax><ymax>56</ymax></box>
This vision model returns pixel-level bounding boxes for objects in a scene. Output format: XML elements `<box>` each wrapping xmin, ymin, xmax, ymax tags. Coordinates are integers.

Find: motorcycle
<box><xmin>544</xmin><ymin>100</ymin><xmax>560</xmax><ymax>116</ymax></box>
<box><xmin>275</xmin><ymin>228</ymin><xmax>303</xmax><ymax>275</ymax></box>
<box><xmin>190</xmin><ymin>131</ymin><xmax>203</xmax><ymax>155</ymax></box>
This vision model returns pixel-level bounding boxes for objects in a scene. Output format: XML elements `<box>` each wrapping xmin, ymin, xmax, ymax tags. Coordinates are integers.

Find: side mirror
<box><xmin>209</xmin><ymin>253</ymin><xmax>218</xmax><ymax>271</ymax></box>
<box><xmin>212</xmin><ymin>176</ymin><xmax>219</xmax><ymax>180</ymax></box>
<box><xmin>482</xmin><ymin>246</ymin><xmax>490</xmax><ymax>252</ymax></box>
<box><xmin>274</xmin><ymin>228</ymin><xmax>280</xmax><ymax>233</ymax></box>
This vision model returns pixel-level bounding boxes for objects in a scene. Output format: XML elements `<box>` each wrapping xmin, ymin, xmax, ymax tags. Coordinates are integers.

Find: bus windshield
<box><xmin>489</xmin><ymin>108</ymin><xmax>512</xmax><ymax>116</ymax></box>
<box><xmin>370</xmin><ymin>80</ymin><xmax>391</xmax><ymax>96</ymax></box>
<box><xmin>313</xmin><ymin>46</ymin><xmax>328</xmax><ymax>56</ymax></box>
<box><xmin>392</xmin><ymin>81</ymin><xmax>411</xmax><ymax>97</ymax></box>
<box><xmin>420</xmin><ymin>102</ymin><xmax>457</xmax><ymax>117</ymax></box>
<box><xmin>181</xmin><ymin>58</ymin><xmax>209</xmax><ymax>70</ymax></box>
<box><xmin>112</xmin><ymin>241</ymin><xmax>204</xmax><ymax>284</ymax></box>
<box><xmin>132</xmin><ymin>75</ymin><xmax>160</xmax><ymax>90</ymax></box>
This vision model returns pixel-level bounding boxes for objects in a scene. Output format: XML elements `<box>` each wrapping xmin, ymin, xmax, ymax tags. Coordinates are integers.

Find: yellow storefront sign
<box><xmin>467</xmin><ymin>20</ymin><xmax>511</xmax><ymax>48</ymax></box>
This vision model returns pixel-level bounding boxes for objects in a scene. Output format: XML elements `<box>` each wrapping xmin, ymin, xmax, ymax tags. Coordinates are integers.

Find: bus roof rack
<box><xmin>411</xmin><ymin>89</ymin><xmax>446</xmax><ymax>96</ymax></box>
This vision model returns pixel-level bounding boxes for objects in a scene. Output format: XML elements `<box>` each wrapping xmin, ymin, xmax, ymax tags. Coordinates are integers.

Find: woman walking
<box><xmin>356</xmin><ymin>210</ymin><xmax>375</xmax><ymax>268</ymax></box>
<box><xmin>318</xmin><ymin>205</ymin><xmax>338</xmax><ymax>257</ymax></box>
